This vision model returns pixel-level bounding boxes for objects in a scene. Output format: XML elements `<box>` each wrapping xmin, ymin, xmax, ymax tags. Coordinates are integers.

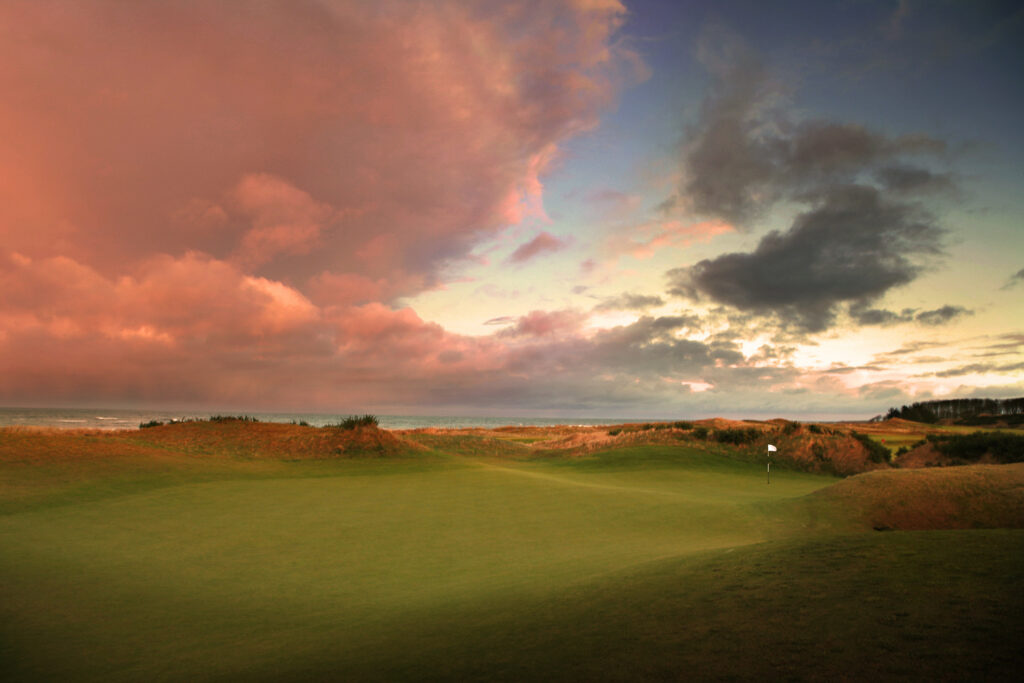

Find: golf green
<box><xmin>1</xmin><ymin>444</ymin><xmax>1020</xmax><ymax>680</ymax></box>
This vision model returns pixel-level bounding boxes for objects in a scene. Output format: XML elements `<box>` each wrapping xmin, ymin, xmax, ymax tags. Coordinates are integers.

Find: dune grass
<box><xmin>855</xmin><ymin>419</ymin><xmax>1024</xmax><ymax>457</ymax></box>
<box><xmin>1</xmin><ymin>432</ymin><xmax>1021</xmax><ymax>681</ymax></box>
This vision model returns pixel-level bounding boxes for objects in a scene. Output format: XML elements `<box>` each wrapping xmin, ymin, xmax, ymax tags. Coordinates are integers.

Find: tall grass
<box><xmin>713</xmin><ymin>427</ymin><xmax>760</xmax><ymax>445</ymax></box>
<box><xmin>333</xmin><ymin>414</ymin><xmax>380</xmax><ymax>430</ymax></box>
<box><xmin>851</xmin><ymin>430</ymin><xmax>891</xmax><ymax>463</ymax></box>
<box><xmin>608</xmin><ymin>421</ymin><xmax>693</xmax><ymax>437</ymax></box>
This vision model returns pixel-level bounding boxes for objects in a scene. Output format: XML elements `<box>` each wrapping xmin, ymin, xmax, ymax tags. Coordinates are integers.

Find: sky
<box><xmin>1</xmin><ymin>0</ymin><xmax>1022</xmax><ymax>420</ymax></box>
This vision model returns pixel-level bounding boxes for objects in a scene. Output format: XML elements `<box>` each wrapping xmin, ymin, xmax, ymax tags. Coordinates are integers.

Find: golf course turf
<box><xmin>1</xmin><ymin>424</ymin><xmax>1021</xmax><ymax>681</ymax></box>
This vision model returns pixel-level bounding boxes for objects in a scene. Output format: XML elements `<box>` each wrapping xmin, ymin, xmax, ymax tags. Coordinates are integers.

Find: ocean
<box><xmin>0</xmin><ymin>407</ymin><xmax>634</xmax><ymax>431</ymax></box>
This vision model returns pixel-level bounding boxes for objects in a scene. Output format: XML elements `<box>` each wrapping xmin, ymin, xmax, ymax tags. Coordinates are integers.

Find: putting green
<box><xmin>1</xmin><ymin>444</ymin><xmax>1020</xmax><ymax>681</ymax></box>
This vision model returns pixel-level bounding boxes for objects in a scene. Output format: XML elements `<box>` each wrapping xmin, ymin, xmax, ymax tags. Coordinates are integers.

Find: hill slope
<box><xmin>802</xmin><ymin>462</ymin><xmax>1024</xmax><ymax>531</ymax></box>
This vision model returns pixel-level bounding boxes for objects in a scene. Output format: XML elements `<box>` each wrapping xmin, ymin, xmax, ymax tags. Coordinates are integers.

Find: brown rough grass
<box><xmin>128</xmin><ymin>420</ymin><xmax>425</xmax><ymax>458</ymax></box>
<box><xmin>808</xmin><ymin>462</ymin><xmax>1024</xmax><ymax>530</ymax></box>
<box><xmin>0</xmin><ymin>421</ymin><xmax>425</xmax><ymax>464</ymax></box>
<box><xmin>403</xmin><ymin>419</ymin><xmax>895</xmax><ymax>471</ymax></box>
<box><xmin>8</xmin><ymin>415</ymin><xmax>1012</xmax><ymax>478</ymax></box>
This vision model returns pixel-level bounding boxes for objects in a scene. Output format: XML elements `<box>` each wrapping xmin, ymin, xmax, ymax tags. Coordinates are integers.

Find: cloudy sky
<box><xmin>2</xmin><ymin>0</ymin><xmax>1022</xmax><ymax>419</ymax></box>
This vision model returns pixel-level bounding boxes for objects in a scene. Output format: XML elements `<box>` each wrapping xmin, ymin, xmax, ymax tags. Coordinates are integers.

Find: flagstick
<box><xmin>767</xmin><ymin>460</ymin><xmax>770</xmax><ymax>485</ymax></box>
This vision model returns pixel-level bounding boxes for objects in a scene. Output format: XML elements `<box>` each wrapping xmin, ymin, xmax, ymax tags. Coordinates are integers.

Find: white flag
<box><xmin>767</xmin><ymin>444</ymin><xmax>777</xmax><ymax>452</ymax></box>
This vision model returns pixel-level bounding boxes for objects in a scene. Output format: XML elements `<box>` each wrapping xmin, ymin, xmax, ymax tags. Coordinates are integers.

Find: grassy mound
<box><xmin>804</xmin><ymin>462</ymin><xmax>1024</xmax><ymax>530</ymax></box>
<box><xmin>403</xmin><ymin>429</ymin><xmax>535</xmax><ymax>458</ymax></box>
<box><xmin>124</xmin><ymin>419</ymin><xmax>422</xmax><ymax>459</ymax></box>
<box><xmin>0</xmin><ymin>421</ymin><xmax>424</xmax><ymax>464</ymax></box>
<box><xmin>408</xmin><ymin>418</ymin><xmax>1024</xmax><ymax>475</ymax></box>
<box><xmin>0</xmin><ymin>422</ymin><xmax>426</xmax><ymax>513</ymax></box>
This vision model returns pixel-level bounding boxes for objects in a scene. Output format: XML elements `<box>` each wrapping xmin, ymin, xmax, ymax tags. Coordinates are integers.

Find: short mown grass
<box><xmin>1</xmin><ymin>428</ymin><xmax>1022</xmax><ymax>681</ymax></box>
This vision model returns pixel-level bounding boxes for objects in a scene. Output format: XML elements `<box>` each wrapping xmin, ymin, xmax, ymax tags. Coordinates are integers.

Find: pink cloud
<box><xmin>586</xmin><ymin>189</ymin><xmax>642</xmax><ymax>217</ymax></box>
<box><xmin>307</xmin><ymin>271</ymin><xmax>424</xmax><ymax>308</ymax></box>
<box><xmin>0</xmin><ymin>0</ymin><xmax>630</xmax><ymax>282</ymax></box>
<box><xmin>611</xmin><ymin>219</ymin><xmax>735</xmax><ymax>260</ymax></box>
<box><xmin>0</xmin><ymin>250</ymin><xmax>500</xmax><ymax>407</ymax></box>
<box><xmin>229</xmin><ymin>173</ymin><xmax>336</xmax><ymax>268</ymax></box>
<box><xmin>0</xmin><ymin>252</ymin><xmax>114</xmax><ymax>322</ymax></box>
<box><xmin>499</xmin><ymin>144</ymin><xmax>559</xmax><ymax>225</ymax></box>
<box><xmin>0</xmin><ymin>0</ymin><xmax>643</xmax><ymax>411</ymax></box>
<box><xmin>508</xmin><ymin>232</ymin><xmax>569</xmax><ymax>264</ymax></box>
<box><xmin>0</xmin><ymin>241</ymin><xmax>929</xmax><ymax>415</ymax></box>
<box><xmin>502</xmin><ymin>310</ymin><xmax>589</xmax><ymax>338</ymax></box>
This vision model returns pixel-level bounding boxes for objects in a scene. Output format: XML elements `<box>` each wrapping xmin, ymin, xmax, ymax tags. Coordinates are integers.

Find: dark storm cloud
<box><xmin>502</xmin><ymin>315</ymin><xmax>732</xmax><ymax>387</ymax></box>
<box><xmin>587</xmin><ymin>321</ymin><xmax>720</xmax><ymax>373</ymax></box>
<box><xmin>1001</xmin><ymin>267</ymin><xmax>1024</xmax><ymax>289</ymax></box>
<box><xmin>679</xmin><ymin>26</ymin><xmax>776</xmax><ymax>225</ymax></box>
<box><xmin>784</xmin><ymin>124</ymin><xmax>945</xmax><ymax>179</ymax></box>
<box><xmin>915</xmin><ymin>305</ymin><xmax>972</xmax><ymax>326</ymax></box>
<box><xmin>875</xmin><ymin>164</ymin><xmax>956</xmax><ymax>195</ymax></box>
<box><xmin>873</xmin><ymin>340</ymin><xmax>947</xmax><ymax>359</ymax></box>
<box><xmin>432</xmin><ymin>308</ymin><xmax>829</xmax><ymax>416</ymax></box>
<box><xmin>683</xmin><ymin>117</ymin><xmax>947</xmax><ymax>225</ymax></box>
<box><xmin>668</xmin><ymin>185</ymin><xmax>943</xmax><ymax>331</ymax></box>
<box><xmin>849</xmin><ymin>304</ymin><xmax>916</xmax><ymax>326</ymax></box>
<box><xmin>676</xmin><ymin>27</ymin><xmax>948</xmax><ymax>226</ymax></box>
<box><xmin>928</xmin><ymin>361</ymin><xmax>1024</xmax><ymax>378</ymax></box>
<box><xmin>969</xmin><ymin>333</ymin><xmax>1024</xmax><ymax>354</ymax></box>
<box><xmin>850</xmin><ymin>302</ymin><xmax>973</xmax><ymax>327</ymax></box>
<box><xmin>825</xmin><ymin>363</ymin><xmax>888</xmax><ymax>375</ymax></box>
<box><xmin>664</xmin><ymin>26</ymin><xmax>963</xmax><ymax>333</ymax></box>
<box><xmin>593</xmin><ymin>292</ymin><xmax>665</xmax><ymax>312</ymax></box>
<box><xmin>857</xmin><ymin>380</ymin><xmax>914</xmax><ymax>402</ymax></box>
<box><xmin>951</xmin><ymin>384</ymin><xmax>1024</xmax><ymax>401</ymax></box>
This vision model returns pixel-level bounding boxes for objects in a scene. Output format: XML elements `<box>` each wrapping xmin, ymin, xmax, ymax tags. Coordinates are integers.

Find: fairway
<box><xmin>1</xmin><ymin>440</ymin><xmax>1021</xmax><ymax>681</ymax></box>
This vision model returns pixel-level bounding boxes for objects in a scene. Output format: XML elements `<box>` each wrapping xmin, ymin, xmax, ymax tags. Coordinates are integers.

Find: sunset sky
<box><xmin>1</xmin><ymin>0</ymin><xmax>1022</xmax><ymax>419</ymax></box>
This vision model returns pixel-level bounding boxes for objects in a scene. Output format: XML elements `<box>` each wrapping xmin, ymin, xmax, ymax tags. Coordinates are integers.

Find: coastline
<box><xmin>0</xmin><ymin>407</ymin><xmax>629</xmax><ymax>432</ymax></box>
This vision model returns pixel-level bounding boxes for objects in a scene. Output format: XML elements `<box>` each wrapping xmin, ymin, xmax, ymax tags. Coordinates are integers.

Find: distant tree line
<box><xmin>885</xmin><ymin>398</ymin><xmax>1024</xmax><ymax>424</ymax></box>
<box><xmin>926</xmin><ymin>432</ymin><xmax>1024</xmax><ymax>464</ymax></box>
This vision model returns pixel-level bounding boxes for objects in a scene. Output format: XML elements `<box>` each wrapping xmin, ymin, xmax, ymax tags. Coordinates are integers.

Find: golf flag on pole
<box><xmin>767</xmin><ymin>444</ymin><xmax>777</xmax><ymax>453</ymax></box>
